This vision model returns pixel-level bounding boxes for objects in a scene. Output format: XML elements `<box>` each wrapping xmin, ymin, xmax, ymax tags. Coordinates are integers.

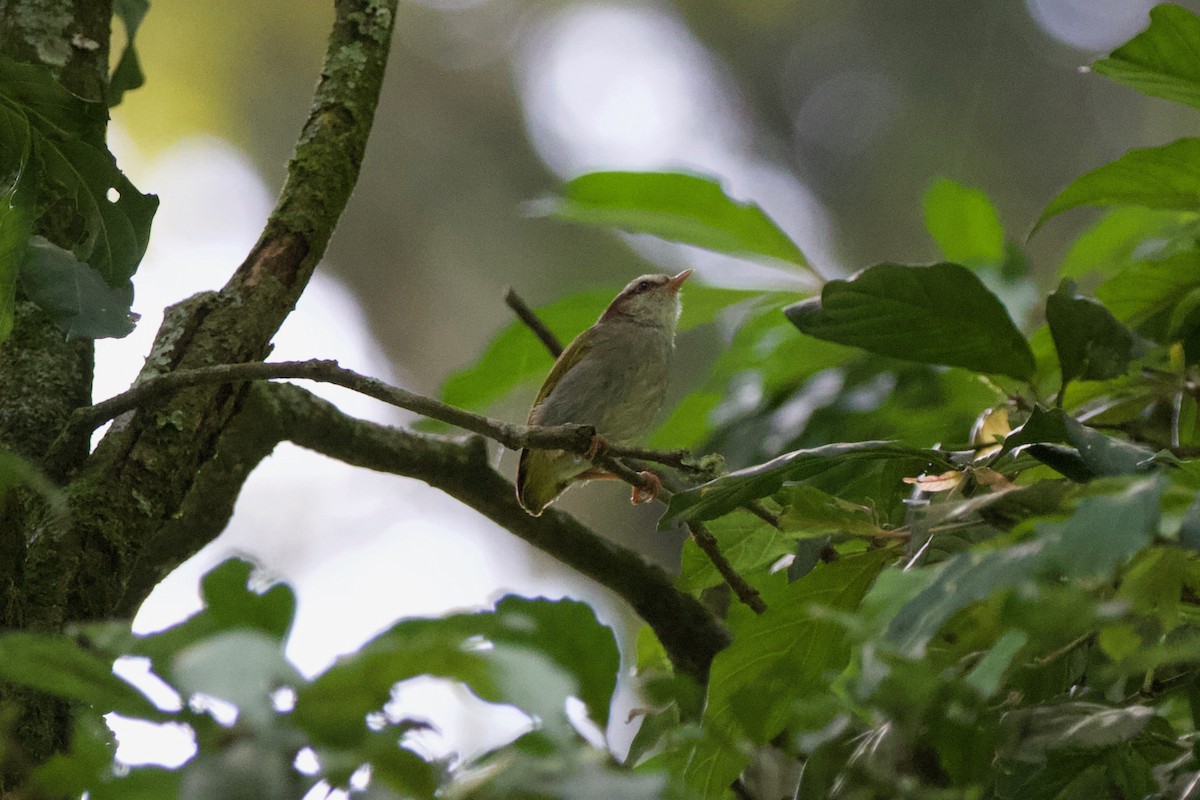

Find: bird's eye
<box><xmin>634</xmin><ymin>280</ymin><xmax>654</xmax><ymax>294</ymax></box>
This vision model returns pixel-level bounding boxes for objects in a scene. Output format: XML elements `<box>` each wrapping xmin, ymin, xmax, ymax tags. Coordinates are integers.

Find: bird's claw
<box><xmin>585</xmin><ymin>435</ymin><xmax>610</xmax><ymax>461</ymax></box>
<box><xmin>631</xmin><ymin>471</ymin><xmax>662</xmax><ymax>505</ymax></box>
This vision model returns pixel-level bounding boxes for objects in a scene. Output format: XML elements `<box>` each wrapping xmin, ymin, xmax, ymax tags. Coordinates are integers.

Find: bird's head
<box><xmin>599</xmin><ymin>269</ymin><xmax>692</xmax><ymax>328</ymax></box>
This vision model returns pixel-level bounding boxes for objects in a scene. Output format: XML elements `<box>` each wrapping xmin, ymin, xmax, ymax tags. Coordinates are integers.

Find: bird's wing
<box><xmin>528</xmin><ymin>325</ymin><xmax>595</xmax><ymax>418</ymax></box>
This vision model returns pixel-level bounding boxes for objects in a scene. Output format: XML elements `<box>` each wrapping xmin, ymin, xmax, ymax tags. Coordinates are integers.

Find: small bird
<box><xmin>516</xmin><ymin>269</ymin><xmax>692</xmax><ymax>515</ymax></box>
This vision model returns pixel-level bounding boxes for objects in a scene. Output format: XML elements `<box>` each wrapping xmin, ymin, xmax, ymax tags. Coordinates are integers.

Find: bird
<box><xmin>516</xmin><ymin>269</ymin><xmax>692</xmax><ymax>515</ymax></box>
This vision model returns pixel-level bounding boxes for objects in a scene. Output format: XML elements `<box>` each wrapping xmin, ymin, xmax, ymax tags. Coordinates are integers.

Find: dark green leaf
<box><xmin>1000</xmin><ymin>406</ymin><xmax>1156</xmax><ymax>478</ymax></box>
<box><xmin>0</xmin><ymin>447</ymin><xmax>65</xmax><ymax>513</ymax></box>
<box><xmin>923</xmin><ymin>178</ymin><xmax>1006</xmax><ymax>267</ymax></box>
<box><xmin>110</xmin><ymin>0</ymin><xmax>149</xmax><ymax>107</ymax></box>
<box><xmin>779</xmin><ymin>484</ymin><xmax>881</xmax><ymax>536</ymax></box>
<box><xmin>0</xmin><ymin>631</ymin><xmax>160</xmax><ymax>718</ymax></box>
<box><xmin>885</xmin><ymin>478</ymin><xmax>1161</xmax><ymax>656</ymax></box>
<box><xmin>661</xmin><ymin>441</ymin><xmax>952</xmax><ymax>526</ymax></box>
<box><xmin>1035</xmin><ymin>138</ymin><xmax>1200</xmax><ymax>233</ymax></box>
<box><xmin>0</xmin><ymin>55</ymin><xmax>157</xmax><ymax>284</ymax></box>
<box><xmin>684</xmin><ymin>551</ymin><xmax>891</xmax><ymax>798</ymax></box>
<box><xmin>1093</xmin><ymin>4</ymin><xmax>1200</xmax><ymax>110</ymax></box>
<box><xmin>535</xmin><ymin>171</ymin><xmax>810</xmax><ymax>270</ymax></box>
<box><xmin>1046</xmin><ymin>280</ymin><xmax>1143</xmax><ymax>384</ymax></box>
<box><xmin>783</xmin><ymin>262</ymin><xmax>1035</xmax><ymax>380</ymax></box>
<box><xmin>20</xmin><ymin>236</ymin><xmax>136</xmax><ymax>339</ymax></box>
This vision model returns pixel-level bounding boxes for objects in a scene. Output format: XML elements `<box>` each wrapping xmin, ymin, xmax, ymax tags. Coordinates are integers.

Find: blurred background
<box><xmin>97</xmin><ymin>0</ymin><xmax>1200</xmax><ymax>770</ymax></box>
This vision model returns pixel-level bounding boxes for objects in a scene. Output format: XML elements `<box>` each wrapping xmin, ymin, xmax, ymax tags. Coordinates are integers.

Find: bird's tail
<box><xmin>516</xmin><ymin>448</ymin><xmax>558</xmax><ymax>516</ymax></box>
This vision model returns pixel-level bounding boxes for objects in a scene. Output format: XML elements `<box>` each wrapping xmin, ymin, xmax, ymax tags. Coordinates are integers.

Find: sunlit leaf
<box><xmin>783</xmin><ymin>262</ymin><xmax>1035</xmax><ymax>380</ymax></box>
<box><xmin>1093</xmin><ymin>4</ymin><xmax>1200</xmax><ymax>110</ymax></box>
<box><xmin>1095</xmin><ymin>249</ymin><xmax>1200</xmax><ymax>324</ymax></box>
<box><xmin>923</xmin><ymin>178</ymin><xmax>1006</xmax><ymax>267</ymax></box>
<box><xmin>536</xmin><ymin>171</ymin><xmax>811</xmax><ymax>270</ymax></box>
<box><xmin>1035</xmin><ymin>138</ymin><xmax>1200</xmax><ymax>234</ymax></box>
<box><xmin>779</xmin><ymin>484</ymin><xmax>881</xmax><ymax>535</ymax></box>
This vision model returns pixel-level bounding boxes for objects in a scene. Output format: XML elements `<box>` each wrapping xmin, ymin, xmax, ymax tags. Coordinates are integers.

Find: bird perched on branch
<box><xmin>516</xmin><ymin>269</ymin><xmax>692</xmax><ymax>515</ymax></box>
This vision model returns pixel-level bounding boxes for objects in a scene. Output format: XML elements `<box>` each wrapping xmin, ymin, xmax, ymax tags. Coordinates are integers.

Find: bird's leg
<box><xmin>584</xmin><ymin>435</ymin><xmax>609</xmax><ymax>461</ymax></box>
<box><xmin>631</xmin><ymin>471</ymin><xmax>662</xmax><ymax>504</ymax></box>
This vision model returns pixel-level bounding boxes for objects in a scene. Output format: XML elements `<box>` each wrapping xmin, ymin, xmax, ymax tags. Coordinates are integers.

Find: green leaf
<box><xmin>1092</xmin><ymin>4</ymin><xmax>1200</xmax><ymax>111</ymax></box>
<box><xmin>1058</xmin><ymin>207</ymin><xmax>1198</xmax><ymax>281</ymax></box>
<box><xmin>779</xmin><ymin>484</ymin><xmax>881</xmax><ymax>536</ymax></box>
<box><xmin>684</xmin><ymin>551</ymin><xmax>891</xmax><ymax>798</ymax></box>
<box><xmin>677</xmin><ymin>513</ymin><xmax>793</xmax><ymax>592</ymax></box>
<box><xmin>110</xmin><ymin>0</ymin><xmax>149</xmax><ymax>107</ymax></box>
<box><xmin>1002</xmin><ymin>703</ymin><xmax>1155</xmax><ymax>761</ymax></box>
<box><xmin>0</xmin><ymin>631</ymin><xmax>161</xmax><ymax>718</ymax></box>
<box><xmin>964</xmin><ymin>629</ymin><xmax>1028</xmax><ymax>698</ymax></box>
<box><xmin>171</xmin><ymin>630</ymin><xmax>300</xmax><ymax>731</ymax></box>
<box><xmin>783</xmin><ymin>262</ymin><xmax>1035</xmax><ymax>380</ymax></box>
<box><xmin>436</xmin><ymin>283</ymin><xmax>760</xmax><ymax>420</ymax></box>
<box><xmin>923</xmin><ymin>178</ymin><xmax>1006</xmax><ymax>267</ymax></box>
<box><xmin>1046</xmin><ymin>280</ymin><xmax>1143</xmax><ymax>384</ymax></box>
<box><xmin>1035</xmin><ymin>138</ymin><xmax>1200</xmax><ymax>234</ymax></box>
<box><xmin>885</xmin><ymin>478</ymin><xmax>1161</xmax><ymax>656</ymax></box>
<box><xmin>1095</xmin><ymin>249</ymin><xmax>1200</xmax><ymax>324</ymax></box>
<box><xmin>662</xmin><ymin>441</ymin><xmax>950</xmax><ymax>526</ymax></box>
<box><xmin>294</xmin><ymin>596</ymin><xmax>618</xmax><ymax>746</ymax></box>
<box><xmin>0</xmin><ymin>448</ymin><xmax>66</xmax><ymax>514</ymax></box>
<box><xmin>20</xmin><ymin>236</ymin><xmax>136</xmax><ymax>339</ymax></box>
<box><xmin>535</xmin><ymin>171</ymin><xmax>811</xmax><ymax>270</ymax></box>
<box><xmin>1000</xmin><ymin>406</ymin><xmax>1156</xmax><ymax>478</ymax></box>
<box><xmin>0</xmin><ymin>55</ymin><xmax>157</xmax><ymax>284</ymax></box>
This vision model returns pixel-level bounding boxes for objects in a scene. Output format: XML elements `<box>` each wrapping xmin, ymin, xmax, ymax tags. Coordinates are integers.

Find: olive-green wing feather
<box><xmin>517</xmin><ymin>327</ymin><xmax>596</xmax><ymax>514</ymax></box>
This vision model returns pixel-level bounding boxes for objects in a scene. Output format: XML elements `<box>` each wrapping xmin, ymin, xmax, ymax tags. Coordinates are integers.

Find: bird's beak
<box><xmin>667</xmin><ymin>269</ymin><xmax>693</xmax><ymax>292</ymax></box>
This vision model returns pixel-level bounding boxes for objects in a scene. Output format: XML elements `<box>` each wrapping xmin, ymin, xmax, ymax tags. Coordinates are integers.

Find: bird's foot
<box><xmin>631</xmin><ymin>471</ymin><xmax>663</xmax><ymax>505</ymax></box>
<box><xmin>584</xmin><ymin>435</ymin><xmax>610</xmax><ymax>461</ymax></box>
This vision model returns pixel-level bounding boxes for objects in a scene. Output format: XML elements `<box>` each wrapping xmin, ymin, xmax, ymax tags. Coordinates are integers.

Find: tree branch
<box><xmin>47</xmin><ymin>360</ymin><xmax>705</xmax><ymax>479</ymax></box>
<box><xmin>26</xmin><ymin>0</ymin><xmax>401</xmax><ymax>633</ymax></box>
<box><xmin>504</xmin><ymin>287</ymin><xmax>563</xmax><ymax>357</ymax></box>
<box><xmin>142</xmin><ymin>381</ymin><xmax>729</xmax><ymax>682</ymax></box>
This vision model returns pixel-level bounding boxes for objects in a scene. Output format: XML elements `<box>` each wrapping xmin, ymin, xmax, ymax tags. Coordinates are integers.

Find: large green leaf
<box><xmin>1045</xmin><ymin>280</ymin><xmax>1143</xmax><ymax>385</ymax></box>
<box><xmin>999</xmin><ymin>406</ymin><xmax>1156</xmax><ymax>478</ymax></box>
<box><xmin>1035</xmin><ymin>138</ymin><xmax>1200</xmax><ymax>233</ymax></box>
<box><xmin>438</xmin><ymin>283</ymin><xmax>762</xmax><ymax>419</ymax></box>
<box><xmin>1057</xmin><ymin>207</ymin><xmax>1198</xmax><ymax>281</ymax></box>
<box><xmin>536</xmin><ymin>171</ymin><xmax>811</xmax><ymax>270</ymax></box>
<box><xmin>20</xmin><ymin>237</ymin><xmax>136</xmax><ymax>339</ymax></box>
<box><xmin>683</xmin><ymin>550</ymin><xmax>891</xmax><ymax>799</ymax></box>
<box><xmin>1093</xmin><ymin>4</ymin><xmax>1200</xmax><ymax>111</ymax></box>
<box><xmin>783</xmin><ymin>262</ymin><xmax>1035</xmax><ymax>380</ymax></box>
<box><xmin>110</xmin><ymin>0</ymin><xmax>149</xmax><ymax>108</ymax></box>
<box><xmin>293</xmin><ymin>596</ymin><xmax>619</xmax><ymax>746</ymax></box>
<box><xmin>0</xmin><ymin>55</ymin><xmax>157</xmax><ymax>285</ymax></box>
<box><xmin>0</xmin><ymin>632</ymin><xmax>161</xmax><ymax>718</ymax></box>
<box><xmin>661</xmin><ymin>441</ymin><xmax>951</xmax><ymax>526</ymax></box>
<box><xmin>885</xmin><ymin>478</ymin><xmax>1162</xmax><ymax>657</ymax></box>
<box><xmin>1095</xmin><ymin>249</ymin><xmax>1200</xmax><ymax>324</ymax></box>
<box><xmin>923</xmin><ymin>178</ymin><xmax>1006</xmax><ymax>267</ymax></box>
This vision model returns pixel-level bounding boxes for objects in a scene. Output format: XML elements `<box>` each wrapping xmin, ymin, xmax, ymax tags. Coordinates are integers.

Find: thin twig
<box><xmin>504</xmin><ymin>287</ymin><xmax>563</xmax><ymax>357</ymax></box>
<box><xmin>45</xmin><ymin>360</ymin><xmax>703</xmax><ymax>479</ymax></box>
